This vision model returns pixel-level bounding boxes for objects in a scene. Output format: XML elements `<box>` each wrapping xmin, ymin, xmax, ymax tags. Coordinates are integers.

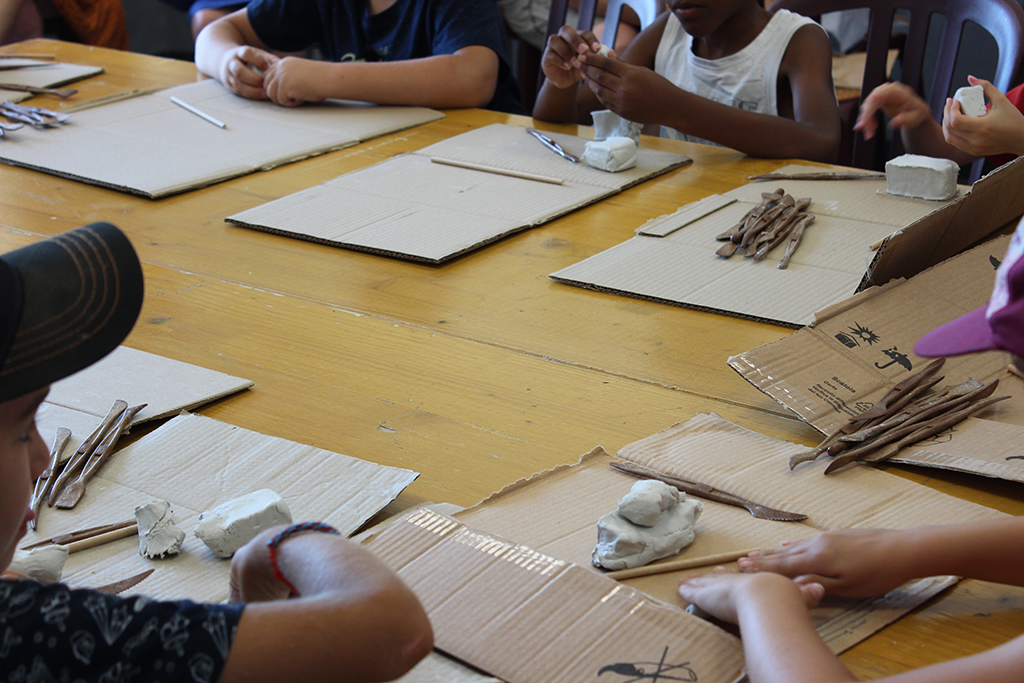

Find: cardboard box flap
<box><xmin>366</xmin><ymin>508</ymin><xmax>746</xmax><ymax>683</ymax></box>
<box><xmin>867</xmin><ymin>156</ymin><xmax>1024</xmax><ymax>287</ymax></box>
<box><xmin>43</xmin><ymin>345</ymin><xmax>252</xmax><ymax>425</ymax></box>
<box><xmin>227</xmin><ymin>124</ymin><xmax>691</xmax><ymax>264</ymax></box>
<box><xmin>551</xmin><ymin>160</ymin><xmax>1024</xmax><ymax>327</ymax></box>
<box><xmin>730</xmin><ymin>233</ymin><xmax>1024</xmax><ymax>482</ymax></box>
<box><xmin>0</xmin><ymin>79</ymin><xmax>444</xmax><ymax>198</ymax></box>
<box><xmin>28</xmin><ymin>412</ymin><xmax>418</xmax><ymax>602</ymax></box>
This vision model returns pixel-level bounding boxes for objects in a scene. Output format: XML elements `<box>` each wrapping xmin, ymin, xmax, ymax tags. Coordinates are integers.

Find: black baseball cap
<box><xmin>0</xmin><ymin>223</ymin><xmax>143</xmax><ymax>403</ymax></box>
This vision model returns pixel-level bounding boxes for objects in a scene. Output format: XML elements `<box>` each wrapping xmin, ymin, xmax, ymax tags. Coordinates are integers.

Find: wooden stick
<box><xmin>606</xmin><ymin>548</ymin><xmax>760</xmax><ymax>580</ymax></box>
<box><xmin>63</xmin><ymin>524</ymin><xmax>138</xmax><ymax>554</ymax></box>
<box><xmin>430</xmin><ymin>157</ymin><xmax>564</xmax><ymax>185</ymax></box>
<box><xmin>747</xmin><ymin>172</ymin><xmax>885</xmax><ymax>181</ymax></box>
<box><xmin>21</xmin><ymin>519</ymin><xmax>137</xmax><ymax>550</ymax></box>
<box><xmin>169</xmin><ymin>95</ymin><xmax>226</xmax><ymax>129</ymax></box>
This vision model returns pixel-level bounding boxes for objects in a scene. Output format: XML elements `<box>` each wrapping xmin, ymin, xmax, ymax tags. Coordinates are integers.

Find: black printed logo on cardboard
<box><xmin>598</xmin><ymin>647</ymin><xmax>698</xmax><ymax>681</ymax></box>
<box><xmin>835</xmin><ymin>322</ymin><xmax>881</xmax><ymax>348</ymax></box>
<box><xmin>874</xmin><ymin>347</ymin><xmax>913</xmax><ymax>371</ymax></box>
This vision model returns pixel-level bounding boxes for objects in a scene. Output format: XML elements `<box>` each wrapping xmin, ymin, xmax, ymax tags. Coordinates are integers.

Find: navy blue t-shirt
<box><xmin>246</xmin><ymin>0</ymin><xmax>525</xmax><ymax>114</ymax></box>
<box><xmin>0</xmin><ymin>579</ymin><xmax>244</xmax><ymax>683</ymax></box>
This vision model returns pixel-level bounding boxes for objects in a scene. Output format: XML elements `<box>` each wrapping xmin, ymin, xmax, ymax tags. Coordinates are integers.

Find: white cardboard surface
<box><xmin>228</xmin><ymin>123</ymin><xmax>692</xmax><ymax>263</ymax></box>
<box><xmin>27</xmin><ymin>412</ymin><xmax>418</xmax><ymax>603</ymax></box>
<box><xmin>0</xmin><ymin>79</ymin><xmax>444</xmax><ymax>197</ymax></box>
<box><xmin>551</xmin><ymin>159</ymin><xmax>1024</xmax><ymax>327</ymax></box>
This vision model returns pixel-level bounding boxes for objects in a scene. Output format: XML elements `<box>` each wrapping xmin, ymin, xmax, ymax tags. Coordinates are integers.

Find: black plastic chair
<box><xmin>770</xmin><ymin>0</ymin><xmax>1024</xmax><ymax>182</ymax></box>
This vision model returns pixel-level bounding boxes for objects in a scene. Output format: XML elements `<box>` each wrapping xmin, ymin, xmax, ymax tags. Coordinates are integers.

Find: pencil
<box><xmin>430</xmin><ymin>157</ymin><xmax>563</xmax><ymax>185</ymax></box>
<box><xmin>605</xmin><ymin>548</ymin><xmax>759</xmax><ymax>580</ymax></box>
<box><xmin>169</xmin><ymin>95</ymin><xmax>226</xmax><ymax>129</ymax></box>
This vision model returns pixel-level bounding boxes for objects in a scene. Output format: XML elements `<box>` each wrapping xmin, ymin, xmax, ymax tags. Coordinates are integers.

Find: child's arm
<box><xmin>195</xmin><ymin>9</ymin><xmax>279</xmax><ymax>100</ymax></box>
<box><xmin>738</xmin><ymin>517</ymin><xmax>1024</xmax><ymax>598</ymax></box>
<box><xmin>941</xmin><ymin>77</ymin><xmax>1024</xmax><ymax>160</ymax></box>
<box><xmin>679</xmin><ymin>571</ymin><xmax>1024</xmax><ymax>683</ymax></box>
<box><xmin>855</xmin><ymin>82</ymin><xmax>975</xmax><ymax>165</ymax></box>
<box><xmin>570</xmin><ymin>22</ymin><xmax>841</xmax><ymax>161</ymax></box>
<box><xmin>259</xmin><ymin>47</ymin><xmax>499</xmax><ymax>108</ymax></box>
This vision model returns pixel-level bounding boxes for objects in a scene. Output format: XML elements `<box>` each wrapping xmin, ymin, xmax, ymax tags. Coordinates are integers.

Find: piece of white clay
<box><xmin>9</xmin><ymin>544</ymin><xmax>69</xmax><ymax>584</ymax></box>
<box><xmin>953</xmin><ymin>85</ymin><xmax>987</xmax><ymax>117</ymax></box>
<box><xmin>592</xmin><ymin>494</ymin><xmax>702</xmax><ymax>570</ymax></box>
<box><xmin>584</xmin><ymin>136</ymin><xmax>637</xmax><ymax>172</ymax></box>
<box><xmin>618</xmin><ymin>480</ymin><xmax>679</xmax><ymax>527</ymax></box>
<box><xmin>595</xmin><ymin>44</ymin><xmax>612</xmax><ymax>58</ymax></box>
<box><xmin>591</xmin><ymin>109</ymin><xmax>642</xmax><ymax>144</ymax></box>
<box><xmin>194</xmin><ymin>489</ymin><xmax>292</xmax><ymax>559</ymax></box>
<box><xmin>885</xmin><ymin>154</ymin><xmax>959</xmax><ymax>201</ymax></box>
<box><xmin>136</xmin><ymin>499</ymin><xmax>185</xmax><ymax>559</ymax></box>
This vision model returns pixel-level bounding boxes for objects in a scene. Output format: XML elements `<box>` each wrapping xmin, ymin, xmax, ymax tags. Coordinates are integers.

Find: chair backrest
<box><xmin>546</xmin><ymin>0</ymin><xmax>663</xmax><ymax>51</ymax></box>
<box><xmin>771</xmin><ymin>0</ymin><xmax>1024</xmax><ymax>183</ymax></box>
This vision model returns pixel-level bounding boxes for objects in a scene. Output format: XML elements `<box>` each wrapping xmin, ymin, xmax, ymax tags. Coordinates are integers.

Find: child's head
<box><xmin>915</xmin><ymin>216</ymin><xmax>1024</xmax><ymax>367</ymax></box>
<box><xmin>0</xmin><ymin>223</ymin><xmax>142</xmax><ymax>568</ymax></box>
<box><xmin>669</xmin><ymin>0</ymin><xmax>763</xmax><ymax>39</ymax></box>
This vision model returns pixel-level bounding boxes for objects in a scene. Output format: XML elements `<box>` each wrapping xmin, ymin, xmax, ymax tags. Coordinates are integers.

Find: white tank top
<box><xmin>653</xmin><ymin>9</ymin><xmax>820</xmax><ymax>145</ymax></box>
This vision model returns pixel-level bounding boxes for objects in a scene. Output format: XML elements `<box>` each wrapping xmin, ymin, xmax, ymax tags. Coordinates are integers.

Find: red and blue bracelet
<box><xmin>266</xmin><ymin>521</ymin><xmax>341</xmax><ymax>597</ymax></box>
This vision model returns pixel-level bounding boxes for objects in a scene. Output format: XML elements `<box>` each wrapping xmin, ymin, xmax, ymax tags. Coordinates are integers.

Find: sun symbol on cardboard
<box><xmin>846</xmin><ymin>322</ymin><xmax>880</xmax><ymax>346</ymax></box>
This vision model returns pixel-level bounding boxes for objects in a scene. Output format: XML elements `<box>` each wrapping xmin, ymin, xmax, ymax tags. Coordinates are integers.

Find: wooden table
<box><xmin>2</xmin><ymin>39</ymin><xmax>1021</xmax><ymax>680</ymax></box>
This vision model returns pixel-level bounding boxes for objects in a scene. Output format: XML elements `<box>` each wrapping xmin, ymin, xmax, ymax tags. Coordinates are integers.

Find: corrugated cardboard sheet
<box><xmin>365</xmin><ymin>415</ymin><xmax>1000</xmax><ymax>682</ymax></box>
<box><xmin>551</xmin><ymin>157</ymin><xmax>1024</xmax><ymax>327</ymax></box>
<box><xmin>227</xmin><ymin>123</ymin><xmax>692</xmax><ymax>263</ymax></box>
<box><xmin>28</xmin><ymin>412</ymin><xmax>418</xmax><ymax>602</ymax></box>
<box><xmin>731</xmin><ymin>232</ymin><xmax>1024</xmax><ymax>482</ymax></box>
<box><xmin>0</xmin><ymin>58</ymin><xmax>103</xmax><ymax>102</ymax></box>
<box><xmin>367</xmin><ymin>508</ymin><xmax>747</xmax><ymax>683</ymax></box>
<box><xmin>0</xmin><ymin>79</ymin><xmax>443</xmax><ymax>197</ymax></box>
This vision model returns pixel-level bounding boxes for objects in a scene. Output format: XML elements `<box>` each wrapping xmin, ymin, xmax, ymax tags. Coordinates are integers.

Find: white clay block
<box><xmin>194</xmin><ymin>489</ymin><xmax>292</xmax><ymax>558</ymax></box>
<box><xmin>592</xmin><ymin>495</ymin><xmax>702</xmax><ymax>570</ymax></box>
<box><xmin>135</xmin><ymin>499</ymin><xmax>185</xmax><ymax>559</ymax></box>
<box><xmin>617</xmin><ymin>480</ymin><xmax>679</xmax><ymax>527</ymax></box>
<box><xmin>885</xmin><ymin>154</ymin><xmax>959</xmax><ymax>201</ymax></box>
<box><xmin>595</xmin><ymin>44</ymin><xmax>612</xmax><ymax>58</ymax></box>
<box><xmin>9</xmin><ymin>545</ymin><xmax>69</xmax><ymax>584</ymax></box>
<box><xmin>583</xmin><ymin>136</ymin><xmax>637</xmax><ymax>172</ymax></box>
<box><xmin>592</xmin><ymin>109</ymin><xmax>642</xmax><ymax>143</ymax></box>
<box><xmin>953</xmin><ymin>85</ymin><xmax>987</xmax><ymax>117</ymax></box>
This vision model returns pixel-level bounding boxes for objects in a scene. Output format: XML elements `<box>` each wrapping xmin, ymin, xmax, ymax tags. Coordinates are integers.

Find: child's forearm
<box><xmin>736</xmin><ymin>574</ymin><xmax>856</xmax><ymax>683</ymax></box>
<box><xmin>195</xmin><ymin>18</ymin><xmax>249</xmax><ymax>81</ymax></box>
<box><xmin>899</xmin><ymin>518</ymin><xmax>1024</xmax><ymax>586</ymax></box>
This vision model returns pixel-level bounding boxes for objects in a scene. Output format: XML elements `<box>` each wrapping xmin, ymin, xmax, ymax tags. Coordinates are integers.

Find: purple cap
<box><xmin>915</xmin><ymin>217</ymin><xmax>1024</xmax><ymax>358</ymax></box>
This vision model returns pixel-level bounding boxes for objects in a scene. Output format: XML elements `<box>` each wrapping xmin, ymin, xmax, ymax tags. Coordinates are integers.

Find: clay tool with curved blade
<box><xmin>28</xmin><ymin>427</ymin><xmax>72</xmax><ymax>530</ymax></box>
<box><xmin>55</xmin><ymin>403</ymin><xmax>145</xmax><ymax>509</ymax></box>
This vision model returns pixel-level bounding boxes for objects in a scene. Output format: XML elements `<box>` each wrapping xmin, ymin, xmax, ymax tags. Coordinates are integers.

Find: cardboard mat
<box><xmin>227</xmin><ymin>123</ymin><xmax>692</xmax><ymax>263</ymax></box>
<box><xmin>0</xmin><ymin>79</ymin><xmax>443</xmax><ymax>197</ymax></box>
<box><xmin>0</xmin><ymin>58</ymin><xmax>103</xmax><ymax>102</ymax></box>
<box><xmin>26</xmin><ymin>412</ymin><xmax>418</xmax><ymax>603</ymax></box>
<box><xmin>731</xmin><ymin>232</ymin><xmax>1024</xmax><ymax>482</ymax></box>
<box><xmin>415</xmin><ymin>414</ymin><xmax>1005</xmax><ymax>681</ymax></box>
<box><xmin>551</xmin><ymin>158</ymin><xmax>1024</xmax><ymax>327</ymax></box>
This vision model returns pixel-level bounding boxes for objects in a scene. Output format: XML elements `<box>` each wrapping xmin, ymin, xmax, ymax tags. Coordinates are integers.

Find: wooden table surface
<box><xmin>3</xmin><ymin>39</ymin><xmax>1021</xmax><ymax>680</ymax></box>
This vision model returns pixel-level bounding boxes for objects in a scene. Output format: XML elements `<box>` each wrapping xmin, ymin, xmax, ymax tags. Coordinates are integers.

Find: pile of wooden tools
<box><xmin>29</xmin><ymin>399</ymin><xmax>146</xmax><ymax>527</ymax></box>
<box><xmin>715</xmin><ymin>188</ymin><xmax>814</xmax><ymax>269</ymax></box>
<box><xmin>790</xmin><ymin>359</ymin><xmax>1008</xmax><ymax>473</ymax></box>
<box><xmin>0</xmin><ymin>100</ymin><xmax>70</xmax><ymax>137</ymax></box>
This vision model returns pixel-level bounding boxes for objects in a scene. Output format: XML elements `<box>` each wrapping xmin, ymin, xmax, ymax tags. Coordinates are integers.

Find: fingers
<box><xmin>798</xmin><ymin>581</ymin><xmax>826</xmax><ymax>608</ymax></box>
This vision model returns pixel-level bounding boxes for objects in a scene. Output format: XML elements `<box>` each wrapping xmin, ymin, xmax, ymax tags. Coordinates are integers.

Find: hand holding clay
<box><xmin>540</xmin><ymin>25</ymin><xmax>602</xmax><ymax>89</ymax></box>
<box><xmin>942</xmin><ymin>76</ymin><xmax>1024</xmax><ymax>158</ymax></box>
<box><xmin>737</xmin><ymin>528</ymin><xmax>911</xmax><ymax>598</ymax></box>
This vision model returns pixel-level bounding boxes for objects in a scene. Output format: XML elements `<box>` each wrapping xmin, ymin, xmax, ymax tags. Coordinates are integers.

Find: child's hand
<box><xmin>941</xmin><ymin>76</ymin><xmax>1024</xmax><ymax>158</ymax></box>
<box><xmin>220</xmin><ymin>45</ymin><xmax>278</xmax><ymax>100</ymax></box>
<box><xmin>540</xmin><ymin>26</ymin><xmax>603</xmax><ymax>89</ymax></box>
<box><xmin>263</xmin><ymin>57</ymin><xmax>327</xmax><ymax>107</ymax></box>
<box><xmin>855</xmin><ymin>82</ymin><xmax>933</xmax><ymax>140</ymax></box>
<box><xmin>679</xmin><ymin>569</ymin><xmax>824</xmax><ymax>625</ymax></box>
<box><xmin>577</xmin><ymin>53</ymin><xmax>671</xmax><ymax>124</ymax></box>
<box><xmin>738</xmin><ymin>528</ymin><xmax>910</xmax><ymax>598</ymax></box>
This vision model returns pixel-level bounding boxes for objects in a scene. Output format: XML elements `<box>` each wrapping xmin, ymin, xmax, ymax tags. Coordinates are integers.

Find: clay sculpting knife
<box><xmin>47</xmin><ymin>400</ymin><xmax>127</xmax><ymax>505</ymax></box>
<box><xmin>526</xmin><ymin>128</ymin><xmax>579</xmax><ymax>163</ymax></box>
<box><xmin>55</xmin><ymin>403</ymin><xmax>146</xmax><ymax>509</ymax></box>
<box><xmin>611</xmin><ymin>461</ymin><xmax>808</xmax><ymax>522</ymax></box>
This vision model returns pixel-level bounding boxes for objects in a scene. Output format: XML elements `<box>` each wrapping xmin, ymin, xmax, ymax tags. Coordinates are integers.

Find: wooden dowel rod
<box><xmin>430</xmin><ymin>157</ymin><xmax>564</xmax><ymax>185</ymax></box>
<box><xmin>605</xmin><ymin>548</ymin><xmax>759</xmax><ymax>580</ymax></box>
<box><xmin>63</xmin><ymin>524</ymin><xmax>138</xmax><ymax>554</ymax></box>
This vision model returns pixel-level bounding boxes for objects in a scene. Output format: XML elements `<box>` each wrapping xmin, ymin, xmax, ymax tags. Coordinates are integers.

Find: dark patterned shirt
<box><xmin>0</xmin><ymin>579</ymin><xmax>244</xmax><ymax>683</ymax></box>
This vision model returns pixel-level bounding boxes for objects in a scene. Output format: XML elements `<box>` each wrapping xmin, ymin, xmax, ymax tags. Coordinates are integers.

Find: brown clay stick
<box><xmin>751</xmin><ymin>206</ymin><xmax>810</xmax><ymax>261</ymax></box>
<box><xmin>48</xmin><ymin>400</ymin><xmax>127</xmax><ymax>506</ymax></box>
<box><xmin>844</xmin><ymin>359</ymin><xmax>947</xmax><ymax>427</ymax></box>
<box><xmin>838</xmin><ymin>374</ymin><xmax>950</xmax><ymax>443</ymax></box>
<box><xmin>751</xmin><ymin>198</ymin><xmax>811</xmax><ymax>257</ymax></box>
<box><xmin>716</xmin><ymin>241</ymin><xmax>741</xmax><ymax>258</ymax></box>
<box><xmin>746</xmin><ymin>172</ymin><xmax>885</xmax><ymax>181</ymax></box>
<box><xmin>729</xmin><ymin>190</ymin><xmax>784</xmax><ymax>245</ymax></box>
<box><xmin>777</xmin><ymin>214</ymin><xmax>815</xmax><ymax>269</ymax></box>
<box><xmin>741</xmin><ymin>195</ymin><xmax>794</xmax><ymax>249</ymax></box>
<box><xmin>827</xmin><ymin>395</ymin><xmax>1011</xmax><ymax>473</ymax></box>
<box><xmin>716</xmin><ymin>189</ymin><xmax>782</xmax><ymax>241</ymax></box>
